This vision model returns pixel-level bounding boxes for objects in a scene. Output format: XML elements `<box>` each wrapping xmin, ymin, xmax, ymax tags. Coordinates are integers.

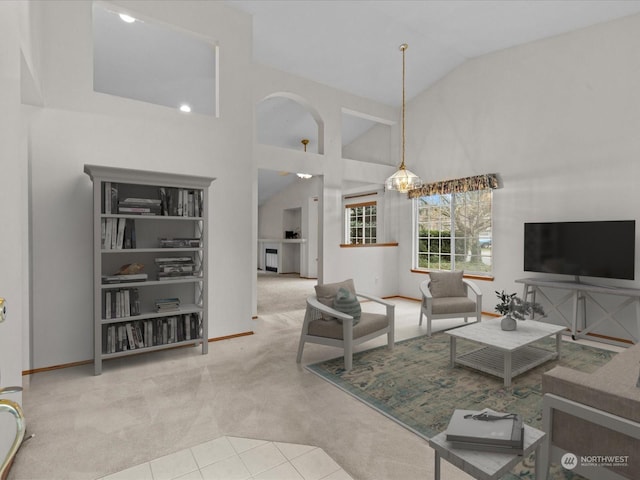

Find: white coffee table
<box><xmin>446</xmin><ymin>318</ymin><xmax>565</xmax><ymax>387</ymax></box>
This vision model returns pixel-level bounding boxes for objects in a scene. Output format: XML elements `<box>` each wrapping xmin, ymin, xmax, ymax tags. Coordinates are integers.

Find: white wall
<box><xmin>398</xmin><ymin>14</ymin><xmax>640</xmax><ymax>339</ymax></box>
<box><xmin>0</xmin><ymin>0</ymin><xmax>28</xmax><ymax>460</ymax></box>
<box><xmin>28</xmin><ymin>0</ymin><xmax>254</xmax><ymax>369</ymax></box>
<box><xmin>252</xmin><ymin>65</ymin><xmax>400</xmax><ymax>299</ymax></box>
<box><xmin>258</xmin><ymin>175</ymin><xmax>321</xmax><ymax>240</ymax></box>
<box><xmin>342</xmin><ymin>122</ymin><xmax>393</xmax><ymax>166</ymax></box>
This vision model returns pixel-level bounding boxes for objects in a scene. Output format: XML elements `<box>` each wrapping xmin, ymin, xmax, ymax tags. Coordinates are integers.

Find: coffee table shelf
<box><xmin>446</xmin><ymin>318</ymin><xmax>565</xmax><ymax>387</ymax></box>
<box><xmin>456</xmin><ymin>345</ymin><xmax>558</xmax><ymax>381</ymax></box>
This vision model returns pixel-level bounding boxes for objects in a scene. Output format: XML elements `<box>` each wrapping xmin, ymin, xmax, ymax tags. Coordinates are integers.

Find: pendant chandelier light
<box><xmin>296</xmin><ymin>139</ymin><xmax>312</xmax><ymax>179</ymax></box>
<box><xmin>385</xmin><ymin>43</ymin><xmax>421</xmax><ymax>193</ymax></box>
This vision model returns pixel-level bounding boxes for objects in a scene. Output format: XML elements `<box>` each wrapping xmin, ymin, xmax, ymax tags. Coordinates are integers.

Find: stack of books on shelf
<box><xmin>101</xmin><ymin>313</ymin><xmax>201</xmax><ymax>354</ymax></box>
<box><xmin>155</xmin><ymin>256</ymin><xmax>201</xmax><ymax>281</ymax></box>
<box><xmin>103</xmin><ymin>288</ymin><xmax>141</xmax><ymax>318</ymax></box>
<box><xmin>118</xmin><ymin>197</ymin><xmax>162</xmax><ymax>216</ymax></box>
<box><xmin>159</xmin><ymin>237</ymin><xmax>201</xmax><ymax>248</ymax></box>
<box><xmin>102</xmin><ymin>218</ymin><xmax>136</xmax><ymax>249</ymax></box>
<box><xmin>155</xmin><ymin>297</ymin><xmax>180</xmax><ymax>313</ymax></box>
<box><xmin>445</xmin><ymin>408</ymin><xmax>524</xmax><ymax>454</ymax></box>
<box><xmin>101</xmin><ymin>273</ymin><xmax>148</xmax><ymax>284</ymax></box>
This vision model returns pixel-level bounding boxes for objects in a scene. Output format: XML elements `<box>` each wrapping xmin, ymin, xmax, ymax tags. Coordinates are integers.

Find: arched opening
<box><xmin>256</xmin><ymin>92</ymin><xmax>325</xmax><ymax>154</ymax></box>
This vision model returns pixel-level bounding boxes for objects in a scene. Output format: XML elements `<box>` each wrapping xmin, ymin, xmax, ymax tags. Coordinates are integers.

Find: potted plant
<box><xmin>495</xmin><ymin>290</ymin><xmax>546</xmax><ymax>331</ymax></box>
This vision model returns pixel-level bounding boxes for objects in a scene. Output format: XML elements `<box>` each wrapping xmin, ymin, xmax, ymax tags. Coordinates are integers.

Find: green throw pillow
<box><xmin>333</xmin><ymin>287</ymin><xmax>361</xmax><ymax>325</ymax></box>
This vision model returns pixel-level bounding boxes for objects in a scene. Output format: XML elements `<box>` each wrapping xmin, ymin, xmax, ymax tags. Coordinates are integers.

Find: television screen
<box><xmin>524</xmin><ymin>220</ymin><xmax>635</xmax><ymax>280</ymax></box>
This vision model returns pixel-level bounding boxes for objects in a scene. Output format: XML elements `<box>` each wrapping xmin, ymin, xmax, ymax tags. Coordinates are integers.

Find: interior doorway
<box><xmin>256</xmin><ymin>168</ymin><xmax>321</xmax><ymax>316</ymax></box>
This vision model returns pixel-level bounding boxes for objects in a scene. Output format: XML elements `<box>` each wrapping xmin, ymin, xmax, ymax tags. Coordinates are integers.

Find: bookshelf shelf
<box><xmin>100</xmin><ymin>214</ymin><xmax>204</xmax><ymax>221</ymax></box>
<box><xmin>85</xmin><ymin>164</ymin><xmax>215</xmax><ymax>375</ymax></box>
<box><xmin>101</xmin><ymin>248</ymin><xmax>202</xmax><ymax>254</ymax></box>
<box><xmin>101</xmin><ymin>303</ymin><xmax>203</xmax><ymax>324</ymax></box>
<box><xmin>101</xmin><ymin>338</ymin><xmax>206</xmax><ymax>360</ymax></box>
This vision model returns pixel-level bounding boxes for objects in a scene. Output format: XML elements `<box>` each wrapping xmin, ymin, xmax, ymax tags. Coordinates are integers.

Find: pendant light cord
<box><xmin>400</xmin><ymin>43</ymin><xmax>407</xmax><ymax>170</ymax></box>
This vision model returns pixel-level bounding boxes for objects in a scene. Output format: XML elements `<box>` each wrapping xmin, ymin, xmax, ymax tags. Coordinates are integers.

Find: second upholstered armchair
<box><xmin>418</xmin><ymin>271</ymin><xmax>482</xmax><ymax>336</ymax></box>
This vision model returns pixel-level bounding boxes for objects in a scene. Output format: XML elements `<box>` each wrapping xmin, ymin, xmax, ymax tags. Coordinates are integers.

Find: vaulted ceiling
<box><xmin>225</xmin><ymin>1</ymin><xmax>640</xmax><ymax>203</ymax></box>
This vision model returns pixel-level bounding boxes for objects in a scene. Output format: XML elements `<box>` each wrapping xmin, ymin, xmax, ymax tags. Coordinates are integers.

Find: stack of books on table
<box><xmin>445</xmin><ymin>408</ymin><xmax>524</xmax><ymax>454</ymax></box>
<box><xmin>155</xmin><ymin>297</ymin><xmax>180</xmax><ymax>313</ymax></box>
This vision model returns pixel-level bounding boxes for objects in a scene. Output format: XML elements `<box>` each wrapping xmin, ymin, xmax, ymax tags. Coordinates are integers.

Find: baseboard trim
<box><xmin>208</xmin><ymin>331</ymin><xmax>254</xmax><ymax>342</ymax></box>
<box><xmin>23</xmin><ymin>331</ymin><xmax>256</xmax><ymax>376</ymax></box>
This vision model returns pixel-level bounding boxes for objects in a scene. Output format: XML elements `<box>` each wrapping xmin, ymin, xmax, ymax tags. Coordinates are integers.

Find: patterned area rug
<box><xmin>306</xmin><ymin>333</ymin><xmax>616</xmax><ymax>480</ymax></box>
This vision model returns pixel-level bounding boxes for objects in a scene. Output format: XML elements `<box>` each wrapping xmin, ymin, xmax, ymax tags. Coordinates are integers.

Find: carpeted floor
<box><xmin>257</xmin><ymin>271</ymin><xmax>318</xmax><ymax>315</ymax></box>
<box><xmin>307</xmin><ymin>332</ymin><xmax>616</xmax><ymax>480</ymax></box>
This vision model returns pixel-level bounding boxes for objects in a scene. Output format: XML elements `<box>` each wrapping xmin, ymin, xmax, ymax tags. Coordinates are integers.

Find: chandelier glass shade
<box><xmin>385</xmin><ymin>164</ymin><xmax>421</xmax><ymax>193</ymax></box>
<box><xmin>385</xmin><ymin>43</ymin><xmax>421</xmax><ymax>193</ymax></box>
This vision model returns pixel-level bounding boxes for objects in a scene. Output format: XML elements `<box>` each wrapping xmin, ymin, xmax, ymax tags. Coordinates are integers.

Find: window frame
<box><xmin>413</xmin><ymin>189</ymin><xmax>493</xmax><ymax>276</ymax></box>
<box><xmin>345</xmin><ymin>200</ymin><xmax>377</xmax><ymax>245</ymax></box>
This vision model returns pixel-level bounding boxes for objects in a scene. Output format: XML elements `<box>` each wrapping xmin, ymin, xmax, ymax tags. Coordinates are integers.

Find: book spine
<box><xmin>104</xmin><ymin>182</ymin><xmax>111</xmax><ymax>214</ymax></box>
<box><xmin>104</xmin><ymin>218</ymin><xmax>112</xmax><ymax>251</ymax></box>
<box><xmin>110</xmin><ymin>217</ymin><xmax>118</xmax><ymax>249</ymax></box>
<box><xmin>111</xmin><ymin>183</ymin><xmax>118</xmax><ymax>214</ymax></box>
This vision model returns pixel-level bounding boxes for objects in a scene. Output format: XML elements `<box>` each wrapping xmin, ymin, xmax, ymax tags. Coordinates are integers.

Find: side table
<box><xmin>428</xmin><ymin>424</ymin><xmax>547</xmax><ymax>480</ymax></box>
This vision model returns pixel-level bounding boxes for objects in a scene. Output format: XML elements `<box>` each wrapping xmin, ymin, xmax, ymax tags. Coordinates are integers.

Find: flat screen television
<box><xmin>524</xmin><ymin>220</ymin><xmax>636</xmax><ymax>280</ymax></box>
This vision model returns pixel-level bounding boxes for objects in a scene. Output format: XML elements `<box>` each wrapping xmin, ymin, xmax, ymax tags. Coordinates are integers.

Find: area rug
<box><xmin>306</xmin><ymin>333</ymin><xmax>616</xmax><ymax>480</ymax></box>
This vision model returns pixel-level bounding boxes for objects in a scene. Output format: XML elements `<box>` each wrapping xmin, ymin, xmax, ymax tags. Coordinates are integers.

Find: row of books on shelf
<box><xmin>103</xmin><ymin>182</ymin><xmax>203</xmax><ymax>217</ymax></box>
<box><xmin>103</xmin><ymin>288</ymin><xmax>141</xmax><ymax>319</ymax></box>
<box><xmin>159</xmin><ymin>187</ymin><xmax>203</xmax><ymax>217</ymax></box>
<box><xmin>445</xmin><ymin>408</ymin><xmax>524</xmax><ymax>454</ymax></box>
<box><xmin>102</xmin><ymin>218</ymin><xmax>136</xmax><ymax>250</ymax></box>
<box><xmin>102</xmin><ymin>313</ymin><xmax>202</xmax><ymax>354</ymax></box>
<box><xmin>101</xmin><ymin>216</ymin><xmax>200</xmax><ymax>251</ymax></box>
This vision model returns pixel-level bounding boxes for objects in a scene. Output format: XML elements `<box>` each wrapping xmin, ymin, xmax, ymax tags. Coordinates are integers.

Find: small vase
<box><xmin>501</xmin><ymin>316</ymin><xmax>517</xmax><ymax>331</ymax></box>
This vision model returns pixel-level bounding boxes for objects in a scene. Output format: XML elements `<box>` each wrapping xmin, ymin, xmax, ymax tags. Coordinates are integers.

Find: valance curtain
<box><xmin>407</xmin><ymin>173</ymin><xmax>500</xmax><ymax>198</ymax></box>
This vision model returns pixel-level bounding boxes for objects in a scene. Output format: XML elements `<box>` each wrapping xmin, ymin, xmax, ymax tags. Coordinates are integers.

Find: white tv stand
<box><xmin>515</xmin><ymin>277</ymin><xmax>640</xmax><ymax>345</ymax></box>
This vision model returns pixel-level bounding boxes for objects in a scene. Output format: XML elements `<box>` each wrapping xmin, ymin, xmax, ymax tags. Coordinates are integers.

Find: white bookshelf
<box><xmin>84</xmin><ymin>164</ymin><xmax>215</xmax><ymax>375</ymax></box>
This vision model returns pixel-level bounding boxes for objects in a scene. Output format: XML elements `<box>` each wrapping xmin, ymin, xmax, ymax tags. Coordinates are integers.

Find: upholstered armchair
<box><xmin>418</xmin><ymin>271</ymin><xmax>482</xmax><ymax>336</ymax></box>
<box><xmin>296</xmin><ymin>279</ymin><xmax>395</xmax><ymax>371</ymax></box>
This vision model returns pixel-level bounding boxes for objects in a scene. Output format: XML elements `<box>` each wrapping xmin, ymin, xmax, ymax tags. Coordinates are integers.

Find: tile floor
<box><xmin>99</xmin><ymin>436</ymin><xmax>353</xmax><ymax>480</ymax></box>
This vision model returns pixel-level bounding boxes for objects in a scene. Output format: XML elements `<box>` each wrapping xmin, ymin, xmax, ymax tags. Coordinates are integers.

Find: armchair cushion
<box><xmin>308</xmin><ymin>312</ymin><xmax>388</xmax><ymax>340</ymax></box>
<box><xmin>429</xmin><ymin>271</ymin><xmax>466</xmax><ymax>298</ymax></box>
<box><xmin>333</xmin><ymin>287</ymin><xmax>361</xmax><ymax>325</ymax></box>
<box><xmin>431</xmin><ymin>297</ymin><xmax>477</xmax><ymax>315</ymax></box>
<box><xmin>315</xmin><ymin>279</ymin><xmax>356</xmax><ymax>320</ymax></box>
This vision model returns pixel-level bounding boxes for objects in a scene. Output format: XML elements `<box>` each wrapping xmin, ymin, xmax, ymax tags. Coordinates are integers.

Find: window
<box><xmin>346</xmin><ymin>201</ymin><xmax>377</xmax><ymax>245</ymax></box>
<box><xmin>415</xmin><ymin>190</ymin><xmax>492</xmax><ymax>275</ymax></box>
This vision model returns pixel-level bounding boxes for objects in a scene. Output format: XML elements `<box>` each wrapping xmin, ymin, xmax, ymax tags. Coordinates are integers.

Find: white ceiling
<box><xmin>228</xmin><ymin>0</ymin><xmax>640</xmax><ymax>106</ymax></box>
<box><xmin>227</xmin><ymin>0</ymin><xmax>640</xmax><ymax>203</ymax></box>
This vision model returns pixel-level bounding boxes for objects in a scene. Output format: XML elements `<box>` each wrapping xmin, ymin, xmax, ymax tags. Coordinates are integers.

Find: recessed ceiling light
<box><xmin>119</xmin><ymin>13</ymin><xmax>136</xmax><ymax>23</ymax></box>
<box><xmin>179</xmin><ymin>104</ymin><xmax>192</xmax><ymax>113</ymax></box>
